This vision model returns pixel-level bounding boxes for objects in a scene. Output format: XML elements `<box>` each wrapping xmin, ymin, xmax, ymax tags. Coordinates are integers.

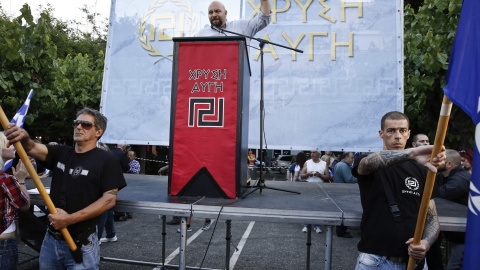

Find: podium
<box><xmin>168</xmin><ymin>37</ymin><xmax>251</xmax><ymax>199</ymax></box>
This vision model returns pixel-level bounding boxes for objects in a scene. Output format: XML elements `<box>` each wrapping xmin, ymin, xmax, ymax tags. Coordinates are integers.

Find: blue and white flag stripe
<box><xmin>443</xmin><ymin>0</ymin><xmax>479</xmax><ymax>268</ymax></box>
<box><xmin>2</xmin><ymin>89</ymin><xmax>33</xmax><ymax>171</ymax></box>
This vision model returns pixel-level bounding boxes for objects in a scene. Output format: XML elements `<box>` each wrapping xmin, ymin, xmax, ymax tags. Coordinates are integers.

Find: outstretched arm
<box><xmin>261</xmin><ymin>0</ymin><xmax>271</xmax><ymax>15</ymax></box>
<box><xmin>357</xmin><ymin>145</ymin><xmax>445</xmax><ymax>176</ymax></box>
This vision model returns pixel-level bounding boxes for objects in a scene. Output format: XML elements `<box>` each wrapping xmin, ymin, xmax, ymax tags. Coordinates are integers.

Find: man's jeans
<box><xmin>355</xmin><ymin>252</ymin><xmax>428</xmax><ymax>270</ymax></box>
<box><xmin>39</xmin><ymin>231</ymin><xmax>100</xmax><ymax>270</ymax></box>
<box><xmin>0</xmin><ymin>238</ymin><xmax>18</xmax><ymax>269</ymax></box>
<box><xmin>98</xmin><ymin>210</ymin><xmax>116</xmax><ymax>239</ymax></box>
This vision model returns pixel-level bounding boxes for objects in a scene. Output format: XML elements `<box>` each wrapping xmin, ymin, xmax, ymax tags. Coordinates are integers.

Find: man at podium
<box><xmin>196</xmin><ymin>0</ymin><xmax>271</xmax><ymax>45</ymax></box>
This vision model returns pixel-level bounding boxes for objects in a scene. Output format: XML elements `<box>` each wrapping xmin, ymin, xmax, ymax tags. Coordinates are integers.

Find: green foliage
<box><xmin>0</xmin><ymin>4</ymin><xmax>105</xmax><ymax>144</ymax></box>
<box><xmin>404</xmin><ymin>0</ymin><xmax>474</xmax><ymax>149</ymax></box>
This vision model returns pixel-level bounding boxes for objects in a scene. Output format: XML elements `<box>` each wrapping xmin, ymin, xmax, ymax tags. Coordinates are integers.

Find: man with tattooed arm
<box><xmin>352</xmin><ymin>111</ymin><xmax>445</xmax><ymax>270</ymax></box>
<box><xmin>6</xmin><ymin>107</ymin><xmax>126</xmax><ymax>269</ymax></box>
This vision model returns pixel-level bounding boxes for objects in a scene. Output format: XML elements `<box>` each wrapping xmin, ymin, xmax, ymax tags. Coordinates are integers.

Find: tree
<box><xmin>0</xmin><ymin>4</ymin><xmax>105</xmax><ymax>144</ymax></box>
<box><xmin>0</xmin><ymin>4</ymin><xmax>58</xmax><ymax>129</ymax></box>
<box><xmin>404</xmin><ymin>0</ymin><xmax>474</xmax><ymax>149</ymax></box>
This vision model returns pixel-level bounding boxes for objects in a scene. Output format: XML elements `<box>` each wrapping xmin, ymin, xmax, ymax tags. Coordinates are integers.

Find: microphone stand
<box><xmin>211</xmin><ymin>26</ymin><xmax>302</xmax><ymax>198</ymax></box>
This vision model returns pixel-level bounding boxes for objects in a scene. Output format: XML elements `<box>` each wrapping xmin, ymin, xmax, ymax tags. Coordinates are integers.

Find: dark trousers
<box><xmin>426</xmin><ymin>233</ymin><xmax>444</xmax><ymax>270</ymax></box>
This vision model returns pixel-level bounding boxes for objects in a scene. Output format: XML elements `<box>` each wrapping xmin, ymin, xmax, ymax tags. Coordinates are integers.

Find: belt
<box><xmin>48</xmin><ymin>229</ymin><xmax>64</xmax><ymax>241</ymax></box>
<box><xmin>386</xmin><ymin>256</ymin><xmax>408</xmax><ymax>264</ymax></box>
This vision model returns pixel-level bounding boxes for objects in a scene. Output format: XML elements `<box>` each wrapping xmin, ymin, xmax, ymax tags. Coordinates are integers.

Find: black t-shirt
<box><xmin>352</xmin><ymin>154</ymin><xmax>429</xmax><ymax>257</ymax></box>
<box><xmin>42</xmin><ymin>145</ymin><xmax>127</xmax><ymax>236</ymax></box>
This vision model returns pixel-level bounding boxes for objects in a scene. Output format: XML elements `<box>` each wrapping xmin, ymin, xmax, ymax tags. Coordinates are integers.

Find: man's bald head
<box><xmin>208</xmin><ymin>1</ymin><xmax>228</xmax><ymax>28</ymax></box>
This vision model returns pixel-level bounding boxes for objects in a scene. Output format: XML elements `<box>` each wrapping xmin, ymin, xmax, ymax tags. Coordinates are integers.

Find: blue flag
<box><xmin>3</xmin><ymin>89</ymin><xmax>34</xmax><ymax>171</ymax></box>
<box><xmin>443</xmin><ymin>0</ymin><xmax>480</xmax><ymax>268</ymax></box>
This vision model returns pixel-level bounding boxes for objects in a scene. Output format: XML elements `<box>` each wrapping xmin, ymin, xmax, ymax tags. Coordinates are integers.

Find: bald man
<box><xmin>196</xmin><ymin>1</ymin><xmax>271</xmax><ymax>46</ymax></box>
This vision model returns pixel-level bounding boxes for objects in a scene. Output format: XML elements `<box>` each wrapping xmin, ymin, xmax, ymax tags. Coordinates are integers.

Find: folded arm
<box><xmin>357</xmin><ymin>146</ymin><xmax>445</xmax><ymax>176</ymax></box>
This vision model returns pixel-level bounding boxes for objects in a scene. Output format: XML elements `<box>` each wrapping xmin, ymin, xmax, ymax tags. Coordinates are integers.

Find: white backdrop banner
<box><xmin>101</xmin><ymin>0</ymin><xmax>403</xmax><ymax>152</ymax></box>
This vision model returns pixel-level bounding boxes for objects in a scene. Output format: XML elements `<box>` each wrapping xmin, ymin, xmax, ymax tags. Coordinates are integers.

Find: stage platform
<box><xmin>27</xmin><ymin>174</ymin><xmax>467</xmax><ymax>270</ymax></box>
<box><xmin>106</xmin><ymin>174</ymin><xmax>467</xmax><ymax>231</ymax></box>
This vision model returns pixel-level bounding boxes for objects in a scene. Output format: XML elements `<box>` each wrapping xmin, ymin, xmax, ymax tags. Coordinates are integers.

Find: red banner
<box><xmin>171</xmin><ymin>42</ymin><xmax>239</xmax><ymax>198</ymax></box>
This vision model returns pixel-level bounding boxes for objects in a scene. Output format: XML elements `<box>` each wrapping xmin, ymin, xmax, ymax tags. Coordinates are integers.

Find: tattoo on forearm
<box><xmin>107</xmin><ymin>190</ymin><xmax>118</xmax><ymax>195</ymax></box>
<box><xmin>423</xmin><ymin>201</ymin><xmax>440</xmax><ymax>246</ymax></box>
<box><xmin>361</xmin><ymin>151</ymin><xmax>410</xmax><ymax>174</ymax></box>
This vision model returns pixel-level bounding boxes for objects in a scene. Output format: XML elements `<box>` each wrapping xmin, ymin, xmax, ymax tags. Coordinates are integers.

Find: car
<box><xmin>273</xmin><ymin>155</ymin><xmax>293</xmax><ymax>174</ymax></box>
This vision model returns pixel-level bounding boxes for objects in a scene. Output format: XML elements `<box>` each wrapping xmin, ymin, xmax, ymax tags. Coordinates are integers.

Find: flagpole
<box><xmin>0</xmin><ymin>105</ymin><xmax>83</xmax><ymax>263</ymax></box>
<box><xmin>407</xmin><ymin>95</ymin><xmax>452</xmax><ymax>270</ymax></box>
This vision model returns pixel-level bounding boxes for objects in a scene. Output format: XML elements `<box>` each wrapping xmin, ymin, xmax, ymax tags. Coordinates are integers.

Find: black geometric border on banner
<box><xmin>176</xmin><ymin>167</ymin><xmax>230</xmax><ymax>199</ymax></box>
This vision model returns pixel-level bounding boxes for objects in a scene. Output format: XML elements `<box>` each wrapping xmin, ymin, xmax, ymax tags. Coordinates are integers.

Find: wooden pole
<box><xmin>407</xmin><ymin>96</ymin><xmax>452</xmax><ymax>269</ymax></box>
<box><xmin>0</xmin><ymin>106</ymin><xmax>81</xmax><ymax>259</ymax></box>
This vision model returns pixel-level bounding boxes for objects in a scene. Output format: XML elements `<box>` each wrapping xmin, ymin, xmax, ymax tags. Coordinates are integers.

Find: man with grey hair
<box><xmin>6</xmin><ymin>107</ymin><xmax>127</xmax><ymax>269</ymax></box>
<box><xmin>333</xmin><ymin>152</ymin><xmax>357</xmax><ymax>184</ymax></box>
<box><xmin>196</xmin><ymin>0</ymin><xmax>271</xmax><ymax>46</ymax></box>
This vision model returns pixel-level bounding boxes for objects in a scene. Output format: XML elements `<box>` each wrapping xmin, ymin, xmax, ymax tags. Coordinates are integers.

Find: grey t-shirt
<box><xmin>196</xmin><ymin>11</ymin><xmax>271</xmax><ymax>46</ymax></box>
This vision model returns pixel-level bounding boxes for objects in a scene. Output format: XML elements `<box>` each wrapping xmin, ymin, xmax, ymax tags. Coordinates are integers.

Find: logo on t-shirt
<box><xmin>70</xmin><ymin>166</ymin><xmax>89</xmax><ymax>178</ymax></box>
<box><xmin>402</xmin><ymin>177</ymin><xmax>421</xmax><ymax>196</ymax></box>
<box><xmin>405</xmin><ymin>177</ymin><xmax>419</xmax><ymax>191</ymax></box>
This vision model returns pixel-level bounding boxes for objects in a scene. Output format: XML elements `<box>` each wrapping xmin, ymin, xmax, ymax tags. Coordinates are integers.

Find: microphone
<box><xmin>211</xmin><ymin>25</ymin><xmax>224</xmax><ymax>33</ymax></box>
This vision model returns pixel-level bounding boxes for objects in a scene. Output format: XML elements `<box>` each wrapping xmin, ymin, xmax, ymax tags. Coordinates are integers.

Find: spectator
<box><xmin>292</xmin><ymin>152</ymin><xmax>307</xmax><ymax>182</ymax></box>
<box><xmin>247</xmin><ymin>150</ymin><xmax>256</xmax><ymax>166</ymax></box>
<box><xmin>459</xmin><ymin>149</ymin><xmax>473</xmax><ymax>174</ymax></box>
<box><xmin>287</xmin><ymin>155</ymin><xmax>297</xmax><ymax>181</ymax></box>
<box><xmin>300</xmin><ymin>150</ymin><xmax>329</xmax><ymax>183</ymax></box>
<box><xmin>300</xmin><ymin>150</ymin><xmax>329</xmax><ymax>233</ymax></box>
<box><xmin>128</xmin><ymin>150</ymin><xmax>140</xmax><ymax>174</ymax></box>
<box><xmin>331</xmin><ymin>152</ymin><xmax>342</xmax><ymax>174</ymax></box>
<box><xmin>412</xmin><ymin>133</ymin><xmax>430</xmax><ymax>147</ymax></box>
<box><xmin>333</xmin><ymin>152</ymin><xmax>357</xmax><ymax>184</ymax></box>
<box><xmin>333</xmin><ymin>152</ymin><xmax>357</xmax><ymax>238</ymax></box>
<box><xmin>112</xmin><ymin>144</ymin><xmax>130</xmax><ymax>173</ymax></box>
<box><xmin>96</xmin><ymin>143</ymin><xmax>118</xmax><ymax>245</ymax></box>
<box><xmin>437</xmin><ymin>149</ymin><xmax>470</xmax><ymax>269</ymax></box>
<box><xmin>321</xmin><ymin>151</ymin><xmax>335</xmax><ymax>168</ymax></box>
<box><xmin>0</xmin><ymin>133</ymin><xmax>30</xmax><ymax>269</ymax></box>
<box><xmin>112</xmin><ymin>144</ymin><xmax>130</xmax><ymax>221</ymax></box>
<box><xmin>320</xmin><ymin>154</ymin><xmax>333</xmax><ymax>182</ymax></box>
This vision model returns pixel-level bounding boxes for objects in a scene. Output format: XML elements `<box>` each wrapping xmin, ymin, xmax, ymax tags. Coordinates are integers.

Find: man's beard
<box><xmin>211</xmin><ymin>18</ymin><xmax>224</xmax><ymax>28</ymax></box>
<box><xmin>437</xmin><ymin>165</ymin><xmax>446</xmax><ymax>172</ymax></box>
